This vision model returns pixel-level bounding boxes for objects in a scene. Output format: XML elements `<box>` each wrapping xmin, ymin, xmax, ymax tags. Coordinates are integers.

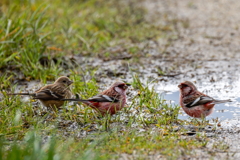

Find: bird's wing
<box><xmin>185</xmin><ymin>96</ymin><xmax>214</xmax><ymax>108</ymax></box>
<box><xmin>87</xmin><ymin>94</ymin><xmax>119</xmax><ymax>103</ymax></box>
<box><xmin>34</xmin><ymin>88</ymin><xmax>64</xmax><ymax>100</ymax></box>
<box><xmin>62</xmin><ymin>95</ymin><xmax>119</xmax><ymax>103</ymax></box>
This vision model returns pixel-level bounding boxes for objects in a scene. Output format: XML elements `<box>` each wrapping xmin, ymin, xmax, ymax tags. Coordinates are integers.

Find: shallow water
<box><xmin>161</xmin><ymin>91</ymin><xmax>236</xmax><ymax>120</ymax></box>
<box><xmin>155</xmin><ymin>79</ymin><xmax>240</xmax><ymax>122</ymax></box>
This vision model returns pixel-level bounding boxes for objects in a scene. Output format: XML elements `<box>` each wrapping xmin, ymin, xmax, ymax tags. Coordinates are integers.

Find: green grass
<box><xmin>0</xmin><ymin>0</ymin><xmax>228</xmax><ymax>159</ymax></box>
<box><xmin>0</xmin><ymin>75</ymin><xmax>222</xmax><ymax>159</ymax></box>
<box><xmin>0</xmin><ymin>129</ymin><xmax>207</xmax><ymax>160</ymax></box>
<box><xmin>0</xmin><ymin>0</ymin><xmax>166</xmax><ymax>81</ymax></box>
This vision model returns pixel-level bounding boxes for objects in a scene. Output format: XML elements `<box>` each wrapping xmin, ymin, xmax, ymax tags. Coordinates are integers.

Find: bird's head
<box><xmin>178</xmin><ymin>81</ymin><xmax>197</xmax><ymax>96</ymax></box>
<box><xmin>111</xmin><ymin>81</ymin><xmax>129</xmax><ymax>94</ymax></box>
<box><xmin>54</xmin><ymin>76</ymin><xmax>73</xmax><ymax>86</ymax></box>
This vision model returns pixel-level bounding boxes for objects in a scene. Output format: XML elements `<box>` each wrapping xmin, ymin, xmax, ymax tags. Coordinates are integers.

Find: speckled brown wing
<box><xmin>35</xmin><ymin>84</ymin><xmax>72</xmax><ymax>109</ymax></box>
<box><xmin>34</xmin><ymin>84</ymin><xmax>71</xmax><ymax>100</ymax></box>
<box><xmin>50</xmin><ymin>84</ymin><xmax>72</xmax><ymax>99</ymax></box>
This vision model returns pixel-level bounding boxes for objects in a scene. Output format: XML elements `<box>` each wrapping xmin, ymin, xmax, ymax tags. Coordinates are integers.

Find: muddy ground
<box><xmin>145</xmin><ymin>0</ymin><xmax>240</xmax><ymax>159</ymax></box>
<box><xmin>3</xmin><ymin>0</ymin><xmax>240</xmax><ymax>159</ymax></box>
<box><xmin>88</xmin><ymin>0</ymin><xmax>240</xmax><ymax>159</ymax></box>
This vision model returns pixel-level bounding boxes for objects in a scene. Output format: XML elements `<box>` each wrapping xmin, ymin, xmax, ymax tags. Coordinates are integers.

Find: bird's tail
<box><xmin>212</xmin><ymin>99</ymin><xmax>232</xmax><ymax>104</ymax></box>
<box><xmin>7</xmin><ymin>93</ymin><xmax>35</xmax><ymax>96</ymax></box>
<box><xmin>61</xmin><ymin>98</ymin><xmax>87</xmax><ymax>102</ymax></box>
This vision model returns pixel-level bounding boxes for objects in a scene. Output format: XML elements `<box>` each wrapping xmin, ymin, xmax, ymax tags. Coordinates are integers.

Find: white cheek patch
<box><xmin>183</xmin><ymin>87</ymin><xmax>191</xmax><ymax>95</ymax></box>
<box><xmin>114</xmin><ymin>87</ymin><xmax>122</xmax><ymax>94</ymax></box>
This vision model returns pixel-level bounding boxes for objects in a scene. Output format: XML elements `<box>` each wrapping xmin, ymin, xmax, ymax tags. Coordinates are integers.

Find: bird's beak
<box><xmin>178</xmin><ymin>84</ymin><xmax>182</xmax><ymax>89</ymax></box>
<box><xmin>68</xmin><ymin>81</ymin><xmax>73</xmax><ymax>85</ymax></box>
<box><xmin>123</xmin><ymin>84</ymin><xmax>129</xmax><ymax>90</ymax></box>
<box><xmin>126</xmin><ymin>83</ymin><xmax>131</xmax><ymax>86</ymax></box>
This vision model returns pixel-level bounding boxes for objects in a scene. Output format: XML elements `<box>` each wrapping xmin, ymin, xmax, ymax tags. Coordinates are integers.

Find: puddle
<box><xmin>161</xmin><ymin>91</ymin><xmax>235</xmax><ymax>120</ymax></box>
<box><xmin>155</xmin><ymin>80</ymin><xmax>240</xmax><ymax>122</ymax></box>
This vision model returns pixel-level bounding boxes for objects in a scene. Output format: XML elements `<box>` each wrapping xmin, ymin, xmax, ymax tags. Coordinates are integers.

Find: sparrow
<box><xmin>62</xmin><ymin>81</ymin><xmax>129</xmax><ymax>115</ymax></box>
<box><xmin>178</xmin><ymin>81</ymin><xmax>231</xmax><ymax>118</ymax></box>
<box><xmin>8</xmin><ymin>76</ymin><xmax>73</xmax><ymax>109</ymax></box>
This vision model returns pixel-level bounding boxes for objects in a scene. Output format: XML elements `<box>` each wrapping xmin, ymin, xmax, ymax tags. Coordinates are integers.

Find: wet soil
<box><xmin>3</xmin><ymin>0</ymin><xmax>240</xmax><ymax>159</ymax></box>
<box><xmin>142</xmin><ymin>0</ymin><xmax>240</xmax><ymax>159</ymax></box>
<box><xmin>69</xmin><ymin>1</ymin><xmax>240</xmax><ymax>158</ymax></box>
<box><xmin>77</xmin><ymin>0</ymin><xmax>240</xmax><ymax>158</ymax></box>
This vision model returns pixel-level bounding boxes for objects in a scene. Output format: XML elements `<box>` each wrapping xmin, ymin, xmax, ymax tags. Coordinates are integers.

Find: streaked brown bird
<box><xmin>8</xmin><ymin>76</ymin><xmax>73</xmax><ymax>110</ymax></box>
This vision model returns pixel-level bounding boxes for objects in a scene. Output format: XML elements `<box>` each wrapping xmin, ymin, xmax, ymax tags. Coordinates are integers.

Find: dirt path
<box><xmin>76</xmin><ymin>1</ymin><xmax>240</xmax><ymax>158</ymax></box>
<box><xmin>141</xmin><ymin>0</ymin><xmax>240</xmax><ymax>159</ymax></box>
<box><xmin>146</xmin><ymin>0</ymin><xmax>240</xmax><ymax>58</ymax></box>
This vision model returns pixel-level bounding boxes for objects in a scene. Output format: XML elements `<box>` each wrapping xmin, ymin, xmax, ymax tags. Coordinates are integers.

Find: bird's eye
<box><xmin>63</xmin><ymin>80</ymin><xmax>66</xmax><ymax>83</ymax></box>
<box><xmin>118</xmin><ymin>84</ymin><xmax>124</xmax><ymax>88</ymax></box>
